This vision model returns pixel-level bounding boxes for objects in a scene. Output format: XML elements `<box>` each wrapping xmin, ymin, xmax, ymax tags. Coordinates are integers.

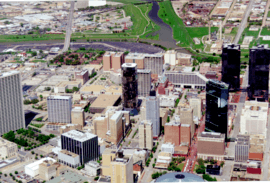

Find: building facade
<box><xmin>47</xmin><ymin>96</ymin><xmax>72</xmax><ymax>123</ymax></box>
<box><xmin>205</xmin><ymin>80</ymin><xmax>229</xmax><ymax>139</ymax></box>
<box><xmin>137</xmin><ymin>69</ymin><xmax>151</xmax><ymax>97</ymax></box>
<box><xmin>139</xmin><ymin>120</ymin><xmax>153</xmax><ymax>150</ymax></box>
<box><xmin>165</xmin><ymin>71</ymin><xmax>208</xmax><ymax>89</ymax></box>
<box><xmin>197</xmin><ymin>132</ymin><xmax>225</xmax><ymax>161</ymax></box>
<box><xmin>248</xmin><ymin>44</ymin><xmax>270</xmax><ymax>101</ymax></box>
<box><xmin>71</xmin><ymin>107</ymin><xmax>85</xmax><ymax>127</ymax></box>
<box><xmin>240</xmin><ymin>101</ymin><xmax>268</xmax><ymax>137</ymax></box>
<box><xmin>0</xmin><ymin>138</ymin><xmax>18</xmax><ymax>159</ymax></box>
<box><xmin>221</xmin><ymin>44</ymin><xmax>240</xmax><ymax>90</ymax></box>
<box><xmin>164</xmin><ymin>50</ymin><xmax>177</xmax><ymax>65</ymax></box>
<box><xmin>146</xmin><ymin>96</ymin><xmax>160</xmax><ymax>138</ymax></box>
<box><xmin>235</xmin><ymin>135</ymin><xmax>250</xmax><ymax>162</ymax></box>
<box><xmin>0</xmin><ymin>71</ymin><xmax>25</xmax><ymax>136</ymax></box>
<box><xmin>61</xmin><ymin>130</ymin><xmax>99</xmax><ymax>165</ymax></box>
<box><xmin>144</xmin><ymin>54</ymin><xmax>164</xmax><ymax>76</ymax></box>
<box><xmin>189</xmin><ymin>97</ymin><xmax>202</xmax><ymax>119</ymax></box>
<box><xmin>122</xmin><ymin>63</ymin><xmax>138</xmax><ymax>109</ymax></box>
<box><xmin>103</xmin><ymin>52</ymin><xmax>124</xmax><ymax>72</ymax></box>
<box><xmin>179</xmin><ymin>106</ymin><xmax>194</xmax><ymax>138</ymax></box>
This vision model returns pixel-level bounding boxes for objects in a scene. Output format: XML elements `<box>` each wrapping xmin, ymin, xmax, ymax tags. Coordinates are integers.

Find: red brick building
<box><xmin>103</xmin><ymin>51</ymin><xmax>124</xmax><ymax>72</ymax></box>
<box><xmin>158</xmin><ymin>76</ymin><xmax>169</xmax><ymax>95</ymax></box>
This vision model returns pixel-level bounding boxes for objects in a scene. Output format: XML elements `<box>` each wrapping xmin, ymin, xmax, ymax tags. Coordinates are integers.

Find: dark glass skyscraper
<box><xmin>221</xmin><ymin>44</ymin><xmax>240</xmax><ymax>90</ymax></box>
<box><xmin>205</xmin><ymin>80</ymin><xmax>229</xmax><ymax>139</ymax></box>
<box><xmin>248</xmin><ymin>44</ymin><xmax>270</xmax><ymax>102</ymax></box>
<box><xmin>122</xmin><ymin>63</ymin><xmax>138</xmax><ymax>109</ymax></box>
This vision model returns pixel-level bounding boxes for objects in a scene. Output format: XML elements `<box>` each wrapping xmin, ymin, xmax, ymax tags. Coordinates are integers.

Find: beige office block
<box><xmin>139</xmin><ymin>120</ymin><xmax>153</xmax><ymax>150</ymax></box>
<box><xmin>71</xmin><ymin>107</ymin><xmax>85</xmax><ymax>127</ymax></box>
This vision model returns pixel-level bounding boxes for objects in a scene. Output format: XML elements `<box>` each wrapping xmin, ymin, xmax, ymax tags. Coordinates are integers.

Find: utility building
<box><xmin>248</xmin><ymin>44</ymin><xmax>270</xmax><ymax>101</ymax></box>
<box><xmin>221</xmin><ymin>44</ymin><xmax>240</xmax><ymax>90</ymax></box>
<box><xmin>205</xmin><ymin>80</ymin><xmax>229</xmax><ymax>140</ymax></box>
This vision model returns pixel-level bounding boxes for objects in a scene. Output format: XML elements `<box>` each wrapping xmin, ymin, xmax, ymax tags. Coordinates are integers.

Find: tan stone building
<box><xmin>189</xmin><ymin>97</ymin><xmax>202</xmax><ymax>119</ymax></box>
<box><xmin>92</xmin><ymin>108</ymin><xmax>130</xmax><ymax>145</ymax></box>
<box><xmin>0</xmin><ymin>138</ymin><xmax>18</xmax><ymax>159</ymax></box>
<box><xmin>59</xmin><ymin>124</ymin><xmax>82</xmax><ymax>135</ymax></box>
<box><xmin>139</xmin><ymin>120</ymin><xmax>153</xmax><ymax>150</ymax></box>
<box><xmin>103</xmin><ymin>52</ymin><xmax>124</xmax><ymax>72</ymax></box>
<box><xmin>160</xmin><ymin>108</ymin><xmax>169</xmax><ymax>126</ymax></box>
<box><xmin>179</xmin><ymin>106</ymin><xmax>195</xmax><ymax>138</ymax></box>
<box><xmin>197</xmin><ymin>132</ymin><xmax>225</xmax><ymax>161</ymax></box>
<box><xmin>102</xmin><ymin>150</ymin><xmax>133</xmax><ymax>183</ymax></box>
<box><xmin>71</xmin><ymin>107</ymin><xmax>85</xmax><ymax>127</ymax></box>
<box><xmin>39</xmin><ymin>160</ymin><xmax>62</xmax><ymax>181</ymax></box>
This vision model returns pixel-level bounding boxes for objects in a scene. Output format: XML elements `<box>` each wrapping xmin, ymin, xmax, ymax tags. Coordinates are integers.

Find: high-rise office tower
<box><xmin>205</xmin><ymin>80</ymin><xmax>229</xmax><ymax>139</ymax></box>
<box><xmin>137</xmin><ymin>69</ymin><xmax>151</xmax><ymax>97</ymax></box>
<box><xmin>60</xmin><ymin>130</ymin><xmax>99</xmax><ymax>165</ymax></box>
<box><xmin>235</xmin><ymin>135</ymin><xmax>250</xmax><ymax>162</ymax></box>
<box><xmin>122</xmin><ymin>63</ymin><xmax>138</xmax><ymax>109</ymax></box>
<box><xmin>0</xmin><ymin>71</ymin><xmax>25</xmax><ymax>136</ymax></box>
<box><xmin>139</xmin><ymin>120</ymin><xmax>153</xmax><ymax>150</ymax></box>
<box><xmin>47</xmin><ymin>96</ymin><xmax>72</xmax><ymax>123</ymax></box>
<box><xmin>179</xmin><ymin>106</ymin><xmax>195</xmax><ymax>138</ymax></box>
<box><xmin>221</xmin><ymin>44</ymin><xmax>240</xmax><ymax>90</ymax></box>
<box><xmin>146</xmin><ymin>96</ymin><xmax>160</xmax><ymax>138</ymax></box>
<box><xmin>248</xmin><ymin>44</ymin><xmax>270</xmax><ymax>101</ymax></box>
<box><xmin>189</xmin><ymin>97</ymin><xmax>202</xmax><ymax>119</ymax></box>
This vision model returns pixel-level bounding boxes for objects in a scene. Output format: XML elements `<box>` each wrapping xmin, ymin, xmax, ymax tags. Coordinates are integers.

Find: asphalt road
<box><xmin>62</xmin><ymin>1</ymin><xmax>75</xmax><ymax>52</ymax></box>
<box><xmin>233</xmin><ymin>0</ymin><xmax>254</xmax><ymax>44</ymax></box>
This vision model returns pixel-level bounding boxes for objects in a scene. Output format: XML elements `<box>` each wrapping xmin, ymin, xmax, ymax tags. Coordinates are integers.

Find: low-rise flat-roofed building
<box><xmin>165</xmin><ymin>71</ymin><xmax>208</xmax><ymax>89</ymax></box>
<box><xmin>249</xmin><ymin>134</ymin><xmax>264</xmax><ymax>161</ymax></box>
<box><xmin>25</xmin><ymin>157</ymin><xmax>57</xmax><ymax>178</ymax></box>
<box><xmin>58</xmin><ymin>150</ymin><xmax>80</xmax><ymax>168</ymax></box>
<box><xmin>54</xmin><ymin>81</ymin><xmax>81</xmax><ymax>93</ymax></box>
<box><xmin>240</xmin><ymin>101</ymin><xmax>268</xmax><ymax>137</ymax></box>
<box><xmin>59</xmin><ymin>123</ymin><xmax>82</xmax><ymax>135</ymax></box>
<box><xmin>85</xmin><ymin>161</ymin><xmax>101</xmax><ymax>176</ymax></box>
<box><xmin>197</xmin><ymin>132</ymin><xmax>225</xmax><ymax>161</ymax></box>
<box><xmin>177</xmin><ymin>53</ymin><xmax>191</xmax><ymax>66</ymax></box>
<box><xmin>0</xmin><ymin>138</ymin><xmax>18</xmax><ymax>159</ymax></box>
<box><xmin>80</xmin><ymin>85</ymin><xmax>122</xmax><ymax>95</ymax></box>
<box><xmin>89</xmin><ymin>94</ymin><xmax>121</xmax><ymax>113</ymax></box>
<box><xmin>39</xmin><ymin>160</ymin><xmax>61</xmax><ymax>181</ymax></box>
<box><xmin>155</xmin><ymin>152</ymin><xmax>172</xmax><ymax>169</ymax></box>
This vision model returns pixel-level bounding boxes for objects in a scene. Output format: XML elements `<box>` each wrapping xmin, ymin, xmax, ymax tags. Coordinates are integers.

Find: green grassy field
<box><xmin>158</xmin><ymin>1</ymin><xmax>217</xmax><ymax>48</ymax></box>
<box><xmin>32</xmin><ymin>60</ymin><xmax>47</xmax><ymax>63</ymax></box>
<box><xmin>238</xmin><ymin>28</ymin><xmax>260</xmax><ymax>44</ymax></box>
<box><xmin>177</xmin><ymin>163</ymin><xmax>185</xmax><ymax>171</ymax></box>
<box><xmin>260</xmin><ymin>27</ymin><xmax>270</xmax><ymax>36</ymax></box>
<box><xmin>268</xmin><ymin>11</ymin><xmax>270</xmax><ymax>17</ymax></box>
<box><xmin>108</xmin><ymin>0</ymin><xmax>148</xmax><ymax>4</ymax></box>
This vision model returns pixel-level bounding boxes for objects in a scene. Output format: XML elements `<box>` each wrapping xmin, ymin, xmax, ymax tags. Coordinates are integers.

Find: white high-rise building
<box><xmin>164</xmin><ymin>50</ymin><xmax>176</xmax><ymax>65</ymax></box>
<box><xmin>146</xmin><ymin>96</ymin><xmax>160</xmax><ymax>138</ymax></box>
<box><xmin>47</xmin><ymin>96</ymin><xmax>72</xmax><ymax>123</ymax></box>
<box><xmin>0</xmin><ymin>71</ymin><xmax>25</xmax><ymax>136</ymax></box>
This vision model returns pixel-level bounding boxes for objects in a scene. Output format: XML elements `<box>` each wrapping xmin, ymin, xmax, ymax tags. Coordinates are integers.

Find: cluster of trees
<box><xmin>167</xmin><ymin>157</ymin><xmax>185</xmax><ymax>172</ymax></box>
<box><xmin>66</xmin><ymin>87</ymin><xmax>80</xmax><ymax>93</ymax></box>
<box><xmin>24</xmin><ymin>99</ymin><xmax>39</xmax><ymax>105</ymax></box>
<box><xmin>196</xmin><ymin>158</ymin><xmax>206</xmax><ymax>174</ymax></box>
<box><xmin>152</xmin><ymin>142</ymin><xmax>159</xmax><ymax>153</ymax></box>
<box><xmin>3</xmin><ymin>129</ymin><xmax>55</xmax><ymax>150</ymax></box>
<box><xmin>77</xmin><ymin>164</ymin><xmax>85</xmax><ymax>170</ymax></box>
<box><xmin>203</xmin><ymin>174</ymin><xmax>217</xmax><ymax>181</ymax></box>
<box><xmin>89</xmin><ymin>72</ymin><xmax>97</xmax><ymax>79</ymax></box>
<box><xmin>151</xmin><ymin>171</ymin><xmax>167</xmax><ymax>179</ymax></box>
<box><xmin>193</xmin><ymin>55</ymin><xmax>220</xmax><ymax>64</ymax></box>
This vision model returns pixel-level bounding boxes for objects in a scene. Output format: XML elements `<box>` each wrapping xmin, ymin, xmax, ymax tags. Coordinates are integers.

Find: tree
<box><xmin>167</xmin><ymin>116</ymin><xmax>170</xmax><ymax>122</ymax></box>
<box><xmin>31</xmin><ymin>51</ymin><xmax>37</xmax><ymax>57</ymax></box>
<box><xmin>4</xmin><ymin>174</ymin><xmax>7</xmax><ymax>177</ymax></box>
<box><xmin>20</xmin><ymin>23</ymin><xmax>23</xmax><ymax>27</ymax></box>
<box><xmin>39</xmin><ymin>95</ymin><xmax>43</xmax><ymax>100</ymax></box>
<box><xmin>192</xmin><ymin>67</ymin><xmax>195</xmax><ymax>72</ymax></box>
<box><xmin>14</xmin><ymin>171</ymin><xmax>18</xmax><ymax>174</ymax></box>
<box><xmin>9</xmin><ymin>173</ymin><xmax>13</xmax><ymax>176</ymax></box>
<box><xmin>94</xmin><ymin>176</ymin><xmax>99</xmax><ymax>181</ymax></box>
<box><xmin>152</xmin><ymin>163</ymin><xmax>155</xmax><ymax>168</ymax></box>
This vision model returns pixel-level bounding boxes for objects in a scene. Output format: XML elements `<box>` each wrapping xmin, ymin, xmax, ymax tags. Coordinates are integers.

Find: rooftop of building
<box><xmin>62</xmin><ymin>130</ymin><xmax>97</xmax><ymax>142</ymax></box>
<box><xmin>86</xmin><ymin>161</ymin><xmax>100</xmax><ymax>168</ymax></box>
<box><xmin>75</xmin><ymin>69</ymin><xmax>88</xmax><ymax>75</ymax></box>
<box><xmin>122</xmin><ymin>63</ymin><xmax>137</xmax><ymax>68</ymax></box>
<box><xmin>72</xmin><ymin>107</ymin><xmax>84</xmax><ymax>112</ymax></box>
<box><xmin>47</xmin><ymin>95</ymin><xmax>71</xmax><ymax>100</ymax></box>
<box><xmin>81</xmin><ymin>85</ymin><xmax>122</xmax><ymax>94</ymax></box>
<box><xmin>139</xmin><ymin>120</ymin><xmax>152</xmax><ymax>126</ymax></box>
<box><xmin>59</xmin><ymin>149</ymin><xmax>79</xmax><ymax>158</ymax></box>
<box><xmin>208</xmin><ymin>79</ymin><xmax>229</xmax><ymax>88</ymax></box>
<box><xmin>154</xmin><ymin>172</ymin><xmax>205</xmax><ymax>182</ymax></box>
<box><xmin>56</xmin><ymin>81</ymin><xmax>81</xmax><ymax>87</ymax></box>
<box><xmin>199</xmin><ymin>132</ymin><xmax>225</xmax><ymax>139</ymax></box>
<box><xmin>125</xmin><ymin>53</ymin><xmax>145</xmax><ymax>59</ymax></box>
<box><xmin>160</xmin><ymin>76</ymin><xmax>168</xmax><ymax>84</ymax></box>
<box><xmin>137</xmin><ymin>69</ymin><xmax>151</xmax><ymax>74</ymax></box>
<box><xmin>0</xmin><ymin>70</ymin><xmax>19</xmax><ymax>77</ymax></box>
<box><xmin>251</xmin><ymin>44</ymin><xmax>269</xmax><ymax>50</ymax></box>
<box><xmin>223</xmin><ymin>44</ymin><xmax>240</xmax><ymax>50</ymax></box>
<box><xmin>0</xmin><ymin>138</ymin><xmax>16</xmax><ymax>146</ymax></box>
<box><xmin>25</xmin><ymin>157</ymin><xmax>56</xmax><ymax>171</ymax></box>
<box><xmin>90</xmin><ymin>94</ymin><xmax>120</xmax><ymax>108</ymax></box>
<box><xmin>165</xmin><ymin>121</ymin><xmax>181</xmax><ymax>126</ymax></box>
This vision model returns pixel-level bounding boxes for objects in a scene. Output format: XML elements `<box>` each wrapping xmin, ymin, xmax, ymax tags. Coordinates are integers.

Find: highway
<box><xmin>62</xmin><ymin>1</ymin><xmax>75</xmax><ymax>52</ymax></box>
<box><xmin>233</xmin><ymin>0</ymin><xmax>254</xmax><ymax>44</ymax></box>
